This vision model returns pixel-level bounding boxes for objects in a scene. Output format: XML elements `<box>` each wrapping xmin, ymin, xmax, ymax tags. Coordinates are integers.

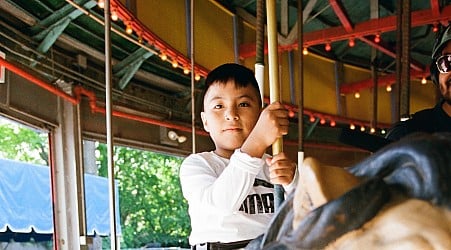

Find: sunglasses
<box><xmin>436</xmin><ymin>54</ymin><xmax>451</xmax><ymax>73</ymax></box>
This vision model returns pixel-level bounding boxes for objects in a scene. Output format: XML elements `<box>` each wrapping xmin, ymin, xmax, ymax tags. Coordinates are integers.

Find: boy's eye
<box><xmin>213</xmin><ymin>104</ymin><xmax>223</xmax><ymax>109</ymax></box>
<box><xmin>238</xmin><ymin>102</ymin><xmax>250</xmax><ymax>107</ymax></box>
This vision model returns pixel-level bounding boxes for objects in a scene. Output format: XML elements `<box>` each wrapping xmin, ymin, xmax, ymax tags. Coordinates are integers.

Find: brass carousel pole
<box><xmin>266</xmin><ymin>0</ymin><xmax>284</xmax><ymax>209</ymax></box>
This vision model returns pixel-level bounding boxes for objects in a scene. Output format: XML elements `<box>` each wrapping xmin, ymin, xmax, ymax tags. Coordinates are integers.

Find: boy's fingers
<box><xmin>265</xmin><ymin>157</ymin><xmax>273</xmax><ymax>166</ymax></box>
<box><xmin>270</xmin><ymin>152</ymin><xmax>288</xmax><ymax>162</ymax></box>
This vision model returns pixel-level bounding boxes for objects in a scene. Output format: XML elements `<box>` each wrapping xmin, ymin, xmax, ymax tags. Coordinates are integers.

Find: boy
<box><xmin>179</xmin><ymin>63</ymin><xmax>298</xmax><ymax>249</ymax></box>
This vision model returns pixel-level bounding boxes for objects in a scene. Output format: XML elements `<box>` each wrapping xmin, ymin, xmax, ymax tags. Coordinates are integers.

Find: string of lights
<box><xmin>92</xmin><ymin>0</ymin><xmax>209</xmax><ymax>80</ymax></box>
<box><xmin>75</xmin><ymin>0</ymin><xmax>393</xmax><ymax>135</ymax></box>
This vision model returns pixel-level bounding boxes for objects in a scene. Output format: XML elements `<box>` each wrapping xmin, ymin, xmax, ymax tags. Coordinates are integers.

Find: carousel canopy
<box><xmin>0</xmin><ymin>158</ymin><xmax>121</xmax><ymax>241</ymax></box>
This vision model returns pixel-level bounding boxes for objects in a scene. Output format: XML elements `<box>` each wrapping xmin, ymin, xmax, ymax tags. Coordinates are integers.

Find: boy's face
<box><xmin>201</xmin><ymin>80</ymin><xmax>262</xmax><ymax>158</ymax></box>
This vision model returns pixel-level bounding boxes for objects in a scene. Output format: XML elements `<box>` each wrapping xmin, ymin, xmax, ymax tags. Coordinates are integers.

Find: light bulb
<box><xmin>320</xmin><ymin>118</ymin><xmax>326</xmax><ymax>124</ymax></box>
<box><xmin>374</xmin><ymin>34</ymin><xmax>381</xmax><ymax>43</ymax></box>
<box><xmin>195</xmin><ymin>74</ymin><xmax>201</xmax><ymax>81</ymax></box>
<box><xmin>172</xmin><ymin>60</ymin><xmax>178</xmax><ymax>68</ymax></box>
<box><xmin>98</xmin><ymin>0</ymin><xmax>105</xmax><ymax>8</ymax></box>
<box><xmin>125</xmin><ymin>23</ymin><xmax>133</xmax><ymax>34</ymax></box>
<box><xmin>309</xmin><ymin>116</ymin><xmax>315</xmax><ymax>123</ymax></box>
<box><xmin>354</xmin><ymin>92</ymin><xmax>360</xmax><ymax>98</ymax></box>
<box><xmin>160</xmin><ymin>53</ymin><xmax>167</xmax><ymax>61</ymax></box>
<box><xmin>386</xmin><ymin>85</ymin><xmax>392</xmax><ymax>92</ymax></box>
<box><xmin>325</xmin><ymin>43</ymin><xmax>331</xmax><ymax>52</ymax></box>
<box><xmin>350</xmin><ymin>124</ymin><xmax>355</xmax><ymax>130</ymax></box>
<box><xmin>111</xmin><ymin>11</ymin><xmax>118</xmax><ymax>21</ymax></box>
<box><xmin>302</xmin><ymin>47</ymin><xmax>309</xmax><ymax>55</ymax></box>
<box><xmin>330</xmin><ymin>120</ymin><xmax>336</xmax><ymax>127</ymax></box>
<box><xmin>183</xmin><ymin>68</ymin><xmax>190</xmax><ymax>74</ymax></box>
<box><xmin>360</xmin><ymin>126</ymin><xmax>365</xmax><ymax>132</ymax></box>
<box><xmin>433</xmin><ymin>23</ymin><xmax>439</xmax><ymax>33</ymax></box>
<box><xmin>348</xmin><ymin>38</ymin><xmax>355</xmax><ymax>47</ymax></box>
<box><xmin>421</xmin><ymin>77</ymin><xmax>427</xmax><ymax>84</ymax></box>
<box><xmin>370</xmin><ymin>127</ymin><xmax>376</xmax><ymax>133</ymax></box>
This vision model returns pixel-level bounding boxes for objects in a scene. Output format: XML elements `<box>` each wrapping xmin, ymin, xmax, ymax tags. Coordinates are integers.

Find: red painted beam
<box><xmin>340</xmin><ymin>68</ymin><xmax>430</xmax><ymax>94</ymax></box>
<box><xmin>358</xmin><ymin>37</ymin><xmax>424</xmax><ymax>71</ymax></box>
<box><xmin>239</xmin><ymin>5</ymin><xmax>451</xmax><ymax>58</ymax></box>
<box><xmin>431</xmin><ymin>0</ymin><xmax>440</xmax><ymax>17</ymax></box>
<box><xmin>358</xmin><ymin>36</ymin><xmax>396</xmax><ymax>57</ymax></box>
<box><xmin>329</xmin><ymin>0</ymin><xmax>353</xmax><ymax>33</ymax></box>
<box><xmin>430</xmin><ymin>0</ymin><xmax>447</xmax><ymax>26</ymax></box>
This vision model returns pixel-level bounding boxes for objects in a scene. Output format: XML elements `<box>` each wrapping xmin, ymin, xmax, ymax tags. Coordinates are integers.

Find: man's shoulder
<box><xmin>386</xmin><ymin>108</ymin><xmax>435</xmax><ymax>141</ymax></box>
<box><xmin>411</xmin><ymin>107</ymin><xmax>435</xmax><ymax>122</ymax></box>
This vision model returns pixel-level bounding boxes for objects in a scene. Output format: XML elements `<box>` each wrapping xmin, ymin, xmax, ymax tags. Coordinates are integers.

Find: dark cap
<box><xmin>432</xmin><ymin>25</ymin><xmax>451</xmax><ymax>59</ymax></box>
<box><xmin>430</xmin><ymin>25</ymin><xmax>451</xmax><ymax>85</ymax></box>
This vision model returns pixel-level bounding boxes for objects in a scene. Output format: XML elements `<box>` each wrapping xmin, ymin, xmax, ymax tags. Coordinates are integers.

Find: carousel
<box><xmin>0</xmin><ymin>0</ymin><xmax>450</xmax><ymax>249</ymax></box>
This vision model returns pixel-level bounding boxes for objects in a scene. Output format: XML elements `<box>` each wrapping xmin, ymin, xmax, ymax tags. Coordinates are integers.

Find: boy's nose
<box><xmin>224</xmin><ymin>109</ymin><xmax>239</xmax><ymax>121</ymax></box>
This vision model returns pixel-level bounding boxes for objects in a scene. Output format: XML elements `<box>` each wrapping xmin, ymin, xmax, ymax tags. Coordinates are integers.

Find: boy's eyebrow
<box><xmin>205</xmin><ymin>95</ymin><xmax>223</xmax><ymax>103</ymax></box>
<box><xmin>205</xmin><ymin>94</ymin><xmax>257</xmax><ymax>103</ymax></box>
<box><xmin>237</xmin><ymin>94</ymin><xmax>257</xmax><ymax>101</ymax></box>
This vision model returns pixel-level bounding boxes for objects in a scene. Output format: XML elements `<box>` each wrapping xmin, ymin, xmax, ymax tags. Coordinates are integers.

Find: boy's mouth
<box><xmin>223</xmin><ymin>127</ymin><xmax>241</xmax><ymax>132</ymax></box>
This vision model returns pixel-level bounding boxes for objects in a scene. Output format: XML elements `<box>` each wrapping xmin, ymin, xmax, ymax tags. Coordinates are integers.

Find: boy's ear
<box><xmin>200</xmin><ymin>112</ymin><xmax>210</xmax><ymax>132</ymax></box>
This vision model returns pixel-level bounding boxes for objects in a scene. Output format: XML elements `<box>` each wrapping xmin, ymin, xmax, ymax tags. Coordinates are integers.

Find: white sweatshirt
<box><xmin>179</xmin><ymin>149</ymin><xmax>298</xmax><ymax>245</ymax></box>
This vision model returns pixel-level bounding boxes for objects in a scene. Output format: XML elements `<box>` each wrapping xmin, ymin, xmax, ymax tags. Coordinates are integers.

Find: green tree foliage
<box><xmin>0</xmin><ymin>117</ymin><xmax>190</xmax><ymax>248</ymax></box>
<box><xmin>0</xmin><ymin>120</ymin><xmax>48</xmax><ymax>165</ymax></box>
<box><xmin>96</xmin><ymin>144</ymin><xmax>190</xmax><ymax>248</ymax></box>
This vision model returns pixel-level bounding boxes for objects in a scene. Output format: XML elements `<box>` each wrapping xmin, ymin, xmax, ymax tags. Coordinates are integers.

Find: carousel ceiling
<box><xmin>0</xmin><ymin>0</ymin><xmax>451</xmax><ymax>145</ymax></box>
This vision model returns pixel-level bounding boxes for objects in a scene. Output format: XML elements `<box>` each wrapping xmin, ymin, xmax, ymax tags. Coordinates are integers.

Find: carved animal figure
<box><xmin>246</xmin><ymin>133</ymin><xmax>451</xmax><ymax>250</ymax></box>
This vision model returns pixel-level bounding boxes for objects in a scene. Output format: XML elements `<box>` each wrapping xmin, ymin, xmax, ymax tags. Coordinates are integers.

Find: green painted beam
<box><xmin>29</xmin><ymin>0</ymin><xmax>98</xmax><ymax>67</ymax></box>
<box><xmin>113</xmin><ymin>47</ymin><xmax>154</xmax><ymax>89</ymax></box>
<box><xmin>305</xmin><ymin>117</ymin><xmax>319</xmax><ymax>139</ymax></box>
<box><xmin>31</xmin><ymin>0</ymin><xmax>96</xmax><ymax>35</ymax></box>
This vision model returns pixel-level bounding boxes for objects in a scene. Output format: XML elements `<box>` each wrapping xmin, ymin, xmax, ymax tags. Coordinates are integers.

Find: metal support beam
<box><xmin>112</xmin><ymin>48</ymin><xmax>154</xmax><ymax>89</ymax></box>
<box><xmin>239</xmin><ymin>5</ymin><xmax>451</xmax><ymax>58</ymax></box>
<box><xmin>329</xmin><ymin>0</ymin><xmax>353</xmax><ymax>33</ymax></box>
<box><xmin>431</xmin><ymin>0</ymin><xmax>441</xmax><ymax>19</ymax></box>
<box><xmin>340</xmin><ymin>69</ymin><xmax>427</xmax><ymax>94</ymax></box>
<box><xmin>399</xmin><ymin>0</ymin><xmax>411</xmax><ymax>119</ymax></box>
<box><xmin>303</xmin><ymin>0</ymin><xmax>319</xmax><ymax>24</ymax></box>
<box><xmin>35</xmin><ymin>17</ymin><xmax>72</xmax><ymax>54</ymax></box>
<box><xmin>281</xmin><ymin>0</ymin><xmax>289</xmax><ymax>36</ymax></box>
<box><xmin>33</xmin><ymin>0</ymin><xmax>97</xmax><ymax>52</ymax></box>
<box><xmin>358</xmin><ymin>37</ymin><xmax>423</xmax><ymax>71</ymax></box>
<box><xmin>104</xmin><ymin>1</ymin><xmax>119</xmax><ymax>249</ymax></box>
<box><xmin>334</xmin><ymin>62</ymin><xmax>346</xmax><ymax>115</ymax></box>
<box><xmin>305</xmin><ymin>118</ymin><xmax>319</xmax><ymax>139</ymax></box>
<box><xmin>371</xmin><ymin>0</ymin><xmax>379</xmax><ymax>131</ymax></box>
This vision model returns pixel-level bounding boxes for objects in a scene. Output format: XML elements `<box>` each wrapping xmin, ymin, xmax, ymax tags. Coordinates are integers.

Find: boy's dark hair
<box><xmin>201</xmin><ymin>63</ymin><xmax>262</xmax><ymax>110</ymax></box>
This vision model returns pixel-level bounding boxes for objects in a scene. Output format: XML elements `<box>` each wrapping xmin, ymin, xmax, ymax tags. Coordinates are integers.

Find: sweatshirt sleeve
<box><xmin>283</xmin><ymin>163</ymin><xmax>299</xmax><ymax>194</ymax></box>
<box><xmin>179</xmin><ymin>149</ymin><xmax>264</xmax><ymax>214</ymax></box>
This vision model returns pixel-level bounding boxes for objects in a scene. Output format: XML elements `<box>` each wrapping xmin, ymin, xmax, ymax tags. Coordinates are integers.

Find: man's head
<box><xmin>432</xmin><ymin>25</ymin><xmax>451</xmax><ymax>105</ymax></box>
<box><xmin>200</xmin><ymin>63</ymin><xmax>263</xmax><ymax>158</ymax></box>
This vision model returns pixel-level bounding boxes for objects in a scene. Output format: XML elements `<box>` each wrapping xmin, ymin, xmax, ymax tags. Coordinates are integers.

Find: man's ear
<box><xmin>200</xmin><ymin>112</ymin><xmax>210</xmax><ymax>132</ymax></box>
